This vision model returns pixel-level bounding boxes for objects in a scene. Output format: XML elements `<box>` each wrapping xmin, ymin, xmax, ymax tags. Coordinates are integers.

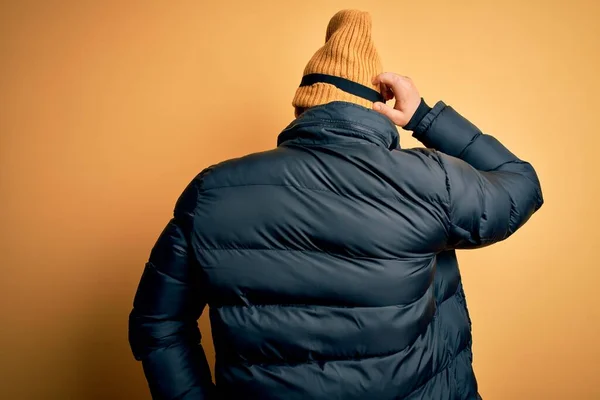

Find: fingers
<box><xmin>373</xmin><ymin>73</ymin><xmax>414</xmax><ymax>105</ymax></box>
<box><xmin>379</xmin><ymin>83</ymin><xmax>394</xmax><ymax>101</ymax></box>
<box><xmin>372</xmin><ymin>72</ymin><xmax>420</xmax><ymax>127</ymax></box>
<box><xmin>372</xmin><ymin>72</ymin><xmax>411</xmax><ymax>88</ymax></box>
<box><xmin>372</xmin><ymin>101</ymin><xmax>405</xmax><ymax>125</ymax></box>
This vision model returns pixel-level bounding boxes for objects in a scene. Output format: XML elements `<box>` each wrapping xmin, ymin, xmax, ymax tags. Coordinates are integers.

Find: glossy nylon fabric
<box><xmin>129</xmin><ymin>101</ymin><xmax>543</xmax><ymax>399</ymax></box>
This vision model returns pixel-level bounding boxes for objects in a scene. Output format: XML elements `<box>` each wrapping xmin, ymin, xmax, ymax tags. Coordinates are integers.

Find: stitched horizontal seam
<box><xmin>284</xmin><ymin>119</ymin><xmax>389</xmax><ymax>137</ymax></box>
<box><xmin>212</xmin><ymin>292</ymin><xmax>427</xmax><ymax>311</ymax></box>
<box><xmin>457</xmin><ymin>132</ymin><xmax>482</xmax><ymax>159</ymax></box>
<box><xmin>230</xmin><ymin>338</ymin><xmax>470</xmax><ymax>370</ymax></box>
<box><xmin>235</xmin><ymin>343</ymin><xmax>410</xmax><ymax>368</ymax></box>
<box><xmin>201</xmin><ymin>181</ymin><xmax>402</xmax><ymax>203</ymax></box>
<box><xmin>201</xmin><ymin>180</ymin><xmax>413</xmax><ymax>223</ymax></box>
<box><xmin>485</xmin><ymin>159</ymin><xmax>528</xmax><ymax>172</ymax></box>
<box><xmin>197</xmin><ymin>247</ymin><xmax>430</xmax><ymax>262</ymax></box>
<box><xmin>482</xmin><ymin>165</ymin><xmax>543</xmax><ymax>200</ymax></box>
<box><xmin>288</xmin><ymin>120</ymin><xmax>375</xmax><ymax>133</ymax></box>
<box><xmin>146</xmin><ymin>261</ymin><xmax>186</xmax><ymax>285</ymax></box>
<box><xmin>281</xmin><ymin>140</ymin><xmax>377</xmax><ymax>148</ymax></box>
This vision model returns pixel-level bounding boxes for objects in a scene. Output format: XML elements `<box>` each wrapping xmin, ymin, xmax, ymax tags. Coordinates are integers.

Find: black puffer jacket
<box><xmin>129</xmin><ymin>100</ymin><xmax>543</xmax><ymax>399</ymax></box>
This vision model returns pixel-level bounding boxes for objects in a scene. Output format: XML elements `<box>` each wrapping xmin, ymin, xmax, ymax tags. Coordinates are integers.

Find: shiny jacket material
<box><xmin>129</xmin><ymin>100</ymin><xmax>543</xmax><ymax>399</ymax></box>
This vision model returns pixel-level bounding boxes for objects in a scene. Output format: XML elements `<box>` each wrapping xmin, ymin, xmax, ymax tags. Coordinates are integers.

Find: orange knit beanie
<box><xmin>292</xmin><ymin>9</ymin><xmax>384</xmax><ymax>114</ymax></box>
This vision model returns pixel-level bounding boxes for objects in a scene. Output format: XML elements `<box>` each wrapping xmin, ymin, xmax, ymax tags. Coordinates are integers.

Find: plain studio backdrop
<box><xmin>1</xmin><ymin>1</ymin><xmax>598</xmax><ymax>399</ymax></box>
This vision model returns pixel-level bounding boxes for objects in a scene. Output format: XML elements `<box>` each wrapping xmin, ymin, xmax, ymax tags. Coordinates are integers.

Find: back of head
<box><xmin>292</xmin><ymin>9</ymin><xmax>384</xmax><ymax>116</ymax></box>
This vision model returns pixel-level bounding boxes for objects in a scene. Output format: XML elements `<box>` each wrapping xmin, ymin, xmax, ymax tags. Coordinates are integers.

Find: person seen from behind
<box><xmin>129</xmin><ymin>9</ymin><xmax>543</xmax><ymax>400</ymax></box>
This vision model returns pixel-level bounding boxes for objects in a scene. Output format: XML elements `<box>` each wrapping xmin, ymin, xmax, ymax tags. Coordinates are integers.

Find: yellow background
<box><xmin>1</xmin><ymin>1</ymin><xmax>598</xmax><ymax>399</ymax></box>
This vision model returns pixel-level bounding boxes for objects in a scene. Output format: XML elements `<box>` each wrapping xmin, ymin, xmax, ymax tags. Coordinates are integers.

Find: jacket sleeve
<box><xmin>413</xmin><ymin>101</ymin><xmax>544</xmax><ymax>249</ymax></box>
<box><xmin>128</xmin><ymin>176</ymin><xmax>215</xmax><ymax>399</ymax></box>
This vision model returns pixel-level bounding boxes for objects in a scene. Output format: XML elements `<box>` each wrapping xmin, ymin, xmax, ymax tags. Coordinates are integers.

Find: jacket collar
<box><xmin>277</xmin><ymin>101</ymin><xmax>400</xmax><ymax>150</ymax></box>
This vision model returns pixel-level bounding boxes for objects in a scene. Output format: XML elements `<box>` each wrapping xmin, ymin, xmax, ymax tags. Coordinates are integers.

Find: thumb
<box><xmin>372</xmin><ymin>102</ymin><xmax>404</xmax><ymax>126</ymax></box>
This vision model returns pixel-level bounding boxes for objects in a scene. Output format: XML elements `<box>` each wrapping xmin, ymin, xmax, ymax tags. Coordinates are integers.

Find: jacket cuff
<box><xmin>412</xmin><ymin>100</ymin><xmax>447</xmax><ymax>147</ymax></box>
<box><xmin>403</xmin><ymin>98</ymin><xmax>432</xmax><ymax>131</ymax></box>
